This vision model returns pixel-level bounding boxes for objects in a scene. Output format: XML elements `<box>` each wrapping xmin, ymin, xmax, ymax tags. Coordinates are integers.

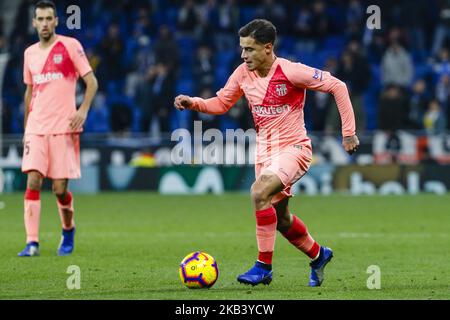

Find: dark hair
<box><xmin>34</xmin><ymin>0</ymin><xmax>57</xmax><ymax>17</ymax></box>
<box><xmin>238</xmin><ymin>19</ymin><xmax>277</xmax><ymax>45</ymax></box>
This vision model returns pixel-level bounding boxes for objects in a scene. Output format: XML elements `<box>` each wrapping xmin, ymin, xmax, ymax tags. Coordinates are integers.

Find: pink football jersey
<box><xmin>23</xmin><ymin>35</ymin><xmax>92</xmax><ymax>134</ymax></box>
<box><xmin>191</xmin><ymin>57</ymin><xmax>356</xmax><ymax>163</ymax></box>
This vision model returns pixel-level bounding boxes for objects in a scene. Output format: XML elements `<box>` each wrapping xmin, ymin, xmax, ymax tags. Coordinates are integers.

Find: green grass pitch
<box><xmin>0</xmin><ymin>193</ymin><xmax>448</xmax><ymax>299</ymax></box>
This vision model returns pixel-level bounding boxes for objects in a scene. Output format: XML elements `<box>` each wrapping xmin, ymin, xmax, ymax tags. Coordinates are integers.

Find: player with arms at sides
<box><xmin>18</xmin><ymin>0</ymin><xmax>98</xmax><ymax>257</ymax></box>
<box><xmin>174</xmin><ymin>19</ymin><xmax>359</xmax><ymax>286</ymax></box>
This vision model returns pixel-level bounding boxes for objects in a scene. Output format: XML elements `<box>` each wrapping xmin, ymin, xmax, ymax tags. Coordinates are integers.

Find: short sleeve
<box><xmin>23</xmin><ymin>51</ymin><xmax>32</xmax><ymax>85</ymax></box>
<box><xmin>70</xmin><ymin>39</ymin><xmax>92</xmax><ymax>77</ymax></box>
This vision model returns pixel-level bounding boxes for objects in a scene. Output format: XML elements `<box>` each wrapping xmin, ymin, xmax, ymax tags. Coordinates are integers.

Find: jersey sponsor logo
<box><xmin>252</xmin><ymin>104</ymin><xmax>291</xmax><ymax>117</ymax></box>
<box><xmin>53</xmin><ymin>54</ymin><xmax>63</xmax><ymax>64</ymax></box>
<box><xmin>275</xmin><ymin>83</ymin><xmax>287</xmax><ymax>96</ymax></box>
<box><xmin>33</xmin><ymin>72</ymin><xmax>64</xmax><ymax>84</ymax></box>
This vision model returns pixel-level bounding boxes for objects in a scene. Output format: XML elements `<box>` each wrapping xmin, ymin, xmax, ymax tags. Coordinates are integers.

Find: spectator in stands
<box><xmin>193</xmin><ymin>44</ymin><xmax>215</xmax><ymax>94</ymax></box>
<box><xmin>365</xmin><ymin>30</ymin><xmax>386</xmax><ymax>64</ymax></box>
<box><xmin>309</xmin><ymin>0</ymin><xmax>331</xmax><ymax>41</ymax></box>
<box><xmin>84</xmin><ymin>93</ymin><xmax>110</xmax><ymax>133</ymax></box>
<box><xmin>124</xmin><ymin>25</ymin><xmax>153</xmax><ymax>98</ymax></box>
<box><xmin>293</xmin><ymin>6</ymin><xmax>313</xmax><ymax>39</ymax></box>
<box><xmin>432</xmin><ymin>47</ymin><xmax>450</xmax><ymax>80</ymax></box>
<box><xmin>431</xmin><ymin>0</ymin><xmax>450</xmax><ymax>57</ymax></box>
<box><xmin>110</xmin><ymin>100</ymin><xmax>133</xmax><ymax>136</ymax></box>
<box><xmin>346</xmin><ymin>0</ymin><xmax>365</xmax><ymax>40</ymax></box>
<box><xmin>255</xmin><ymin>0</ymin><xmax>287</xmax><ymax>34</ymax></box>
<box><xmin>177</xmin><ymin>0</ymin><xmax>200</xmax><ymax>35</ymax></box>
<box><xmin>85</xmin><ymin>47</ymin><xmax>100</xmax><ymax>74</ymax></box>
<box><xmin>153</xmin><ymin>25</ymin><xmax>180</xmax><ymax>78</ymax></box>
<box><xmin>335</xmin><ymin>40</ymin><xmax>371</xmax><ymax>133</ymax></box>
<box><xmin>401</xmin><ymin>0</ymin><xmax>428</xmax><ymax>54</ymax></box>
<box><xmin>1</xmin><ymin>99</ymin><xmax>12</xmax><ymax>134</ymax></box>
<box><xmin>0</xmin><ymin>35</ymin><xmax>6</xmax><ymax>53</ymax></box>
<box><xmin>3</xmin><ymin>1</ymin><xmax>448</xmax><ymax>136</ymax></box>
<box><xmin>135</xmin><ymin>63</ymin><xmax>175</xmax><ymax>134</ymax></box>
<box><xmin>214</xmin><ymin>0</ymin><xmax>240</xmax><ymax>50</ymax></box>
<box><xmin>0</xmin><ymin>16</ymin><xmax>3</xmax><ymax>37</ymax></box>
<box><xmin>292</xmin><ymin>4</ymin><xmax>321</xmax><ymax>52</ymax></box>
<box><xmin>378</xmin><ymin>85</ymin><xmax>409</xmax><ymax>131</ymax></box>
<box><xmin>408</xmin><ymin>79</ymin><xmax>430</xmax><ymax>130</ymax></box>
<box><xmin>423</xmin><ymin>99</ymin><xmax>447</xmax><ymax>134</ymax></box>
<box><xmin>381</xmin><ymin>28</ymin><xmax>414</xmax><ymax>91</ymax></box>
<box><xmin>435</xmin><ymin>74</ymin><xmax>450</xmax><ymax>114</ymax></box>
<box><xmin>134</xmin><ymin>6</ymin><xmax>155</xmax><ymax>38</ymax></box>
<box><xmin>196</xmin><ymin>0</ymin><xmax>219</xmax><ymax>44</ymax></box>
<box><xmin>97</xmin><ymin>23</ymin><xmax>125</xmax><ymax>88</ymax></box>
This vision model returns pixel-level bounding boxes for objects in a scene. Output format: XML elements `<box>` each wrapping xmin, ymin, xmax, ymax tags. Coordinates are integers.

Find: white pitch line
<box><xmin>337</xmin><ymin>232</ymin><xmax>449</xmax><ymax>238</ymax></box>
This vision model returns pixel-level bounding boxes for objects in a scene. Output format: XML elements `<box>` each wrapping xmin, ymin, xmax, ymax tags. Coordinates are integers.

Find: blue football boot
<box><xmin>18</xmin><ymin>241</ymin><xmax>40</xmax><ymax>257</ymax></box>
<box><xmin>309</xmin><ymin>246</ymin><xmax>333</xmax><ymax>287</ymax></box>
<box><xmin>237</xmin><ymin>261</ymin><xmax>273</xmax><ymax>286</ymax></box>
<box><xmin>57</xmin><ymin>228</ymin><xmax>75</xmax><ymax>256</ymax></box>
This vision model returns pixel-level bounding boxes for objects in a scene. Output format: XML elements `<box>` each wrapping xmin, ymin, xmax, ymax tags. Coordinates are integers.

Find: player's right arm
<box><xmin>23</xmin><ymin>48</ymin><xmax>33</xmax><ymax>132</ymax></box>
<box><xmin>23</xmin><ymin>85</ymin><xmax>32</xmax><ymax>130</ymax></box>
<box><xmin>174</xmin><ymin>65</ymin><xmax>244</xmax><ymax>115</ymax></box>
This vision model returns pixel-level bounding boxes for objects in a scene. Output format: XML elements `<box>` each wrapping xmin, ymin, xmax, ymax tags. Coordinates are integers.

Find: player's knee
<box><xmin>27</xmin><ymin>180</ymin><xmax>41</xmax><ymax>191</ymax></box>
<box><xmin>27</xmin><ymin>173</ymin><xmax>42</xmax><ymax>190</ymax></box>
<box><xmin>52</xmin><ymin>185</ymin><xmax>67</xmax><ymax>198</ymax></box>
<box><xmin>251</xmin><ymin>184</ymin><xmax>271</xmax><ymax>205</ymax></box>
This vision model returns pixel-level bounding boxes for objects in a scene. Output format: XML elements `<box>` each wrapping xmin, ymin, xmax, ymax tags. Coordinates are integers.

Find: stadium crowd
<box><xmin>1</xmin><ymin>0</ymin><xmax>450</xmax><ymax>137</ymax></box>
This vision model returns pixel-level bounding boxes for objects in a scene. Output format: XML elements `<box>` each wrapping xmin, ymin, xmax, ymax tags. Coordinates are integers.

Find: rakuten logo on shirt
<box><xmin>33</xmin><ymin>72</ymin><xmax>63</xmax><ymax>84</ymax></box>
<box><xmin>252</xmin><ymin>104</ymin><xmax>291</xmax><ymax>117</ymax></box>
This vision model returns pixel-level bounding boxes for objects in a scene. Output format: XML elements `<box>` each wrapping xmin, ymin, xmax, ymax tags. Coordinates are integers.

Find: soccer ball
<box><xmin>179</xmin><ymin>251</ymin><xmax>219</xmax><ymax>289</ymax></box>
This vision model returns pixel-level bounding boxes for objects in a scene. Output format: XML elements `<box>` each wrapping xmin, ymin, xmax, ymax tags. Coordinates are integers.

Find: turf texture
<box><xmin>0</xmin><ymin>193</ymin><xmax>448</xmax><ymax>299</ymax></box>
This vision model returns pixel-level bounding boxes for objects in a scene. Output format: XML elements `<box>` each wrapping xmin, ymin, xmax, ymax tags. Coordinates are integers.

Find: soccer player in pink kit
<box><xmin>18</xmin><ymin>0</ymin><xmax>98</xmax><ymax>257</ymax></box>
<box><xmin>174</xmin><ymin>19</ymin><xmax>359</xmax><ymax>286</ymax></box>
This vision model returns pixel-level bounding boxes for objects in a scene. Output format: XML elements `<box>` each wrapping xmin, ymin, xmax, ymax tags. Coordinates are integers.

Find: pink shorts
<box><xmin>22</xmin><ymin>133</ymin><xmax>81</xmax><ymax>179</ymax></box>
<box><xmin>255</xmin><ymin>142</ymin><xmax>312</xmax><ymax>204</ymax></box>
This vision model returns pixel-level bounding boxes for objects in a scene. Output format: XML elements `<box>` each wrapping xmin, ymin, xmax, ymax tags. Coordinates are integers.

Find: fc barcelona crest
<box><xmin>53</xmin><ymin>54</ymin><xmax>63</xmax><ymax>64</ymax></box>
<box><xmin>275</xmin><ymin>84</ymin><xmax>287</xmax><ymax>96</ymax></box>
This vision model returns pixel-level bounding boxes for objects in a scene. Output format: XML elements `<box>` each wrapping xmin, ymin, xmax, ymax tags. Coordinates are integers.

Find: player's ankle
<box><xmin>256</xmin><ymin>260</ymin><xmax>272</xmax><ymax>270</ymax></box>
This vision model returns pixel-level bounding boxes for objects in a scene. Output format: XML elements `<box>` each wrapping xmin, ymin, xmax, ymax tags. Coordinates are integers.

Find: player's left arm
<box><xmin>69</xmin><ymin>71</ymin><xmax>98</xmax><ymax>131</ymax></box>
<box><xmin>285</xmin><ymin>62</ymin><xmax>359</xmax><ymax>154</ymax></box>
<box><xmin>68</xmin><ymin>39</ymin><xmax>98</xmax><ymax>131</ymax></box>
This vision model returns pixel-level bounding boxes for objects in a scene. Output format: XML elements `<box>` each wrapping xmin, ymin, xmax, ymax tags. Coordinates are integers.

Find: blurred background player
<box><xmin>18</xmin><ymin>0</ymin><xmax>98</xmax><ymax>256</ymax></box>
<box><xmin>174</xmin><ymin>19</ymin><xmax>359</xmax><ymax>287</ymax></box>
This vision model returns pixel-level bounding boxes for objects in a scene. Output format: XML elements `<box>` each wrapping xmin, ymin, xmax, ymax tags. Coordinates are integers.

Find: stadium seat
<box><xmin>322</xmin><ymin>35</ymin><xmax>346</xmax><ymax>52</ymax></box>
<box><xmin>215</xmin><ymin>50</ymin><xmax>235</xmax><ymax>69</ymax></box>
<box><xmin>240</xmin><ymin>7</ymin><xmax>256</xmax><ymax>24</ymax></box>
<box><xmin>215</xmin><ymin>66</ymin><xmax>230</xmax><ymax>88</ymax></box>
<box><xmin>176</xmin><ymin>78</ymin><xmax>195</xmax><ymax>96</ymax></box>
